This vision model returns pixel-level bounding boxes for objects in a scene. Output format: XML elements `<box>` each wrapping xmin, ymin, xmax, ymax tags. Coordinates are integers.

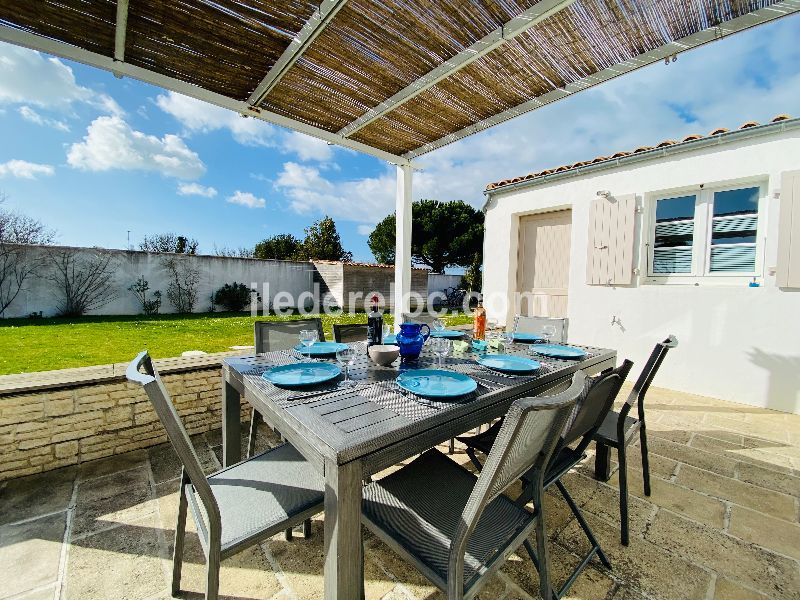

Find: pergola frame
<box><xmin>1</xmin><ymin>0</ymin><xmax>797</xmax><ymax>329</ymax></box>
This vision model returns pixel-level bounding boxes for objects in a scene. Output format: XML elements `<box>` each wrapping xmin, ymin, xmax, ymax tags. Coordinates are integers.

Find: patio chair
<box><xmin>126</xmin><ymin>351</ymin><xmax>324</xmax><ymax>600</ymax></box>
<box><xmin>592</xmin><ymin>335</ymin><xmax>678</xmax><ymax>545</ymax></box>
<box><xmin>249</xmin><ymin>319</ymin><xmax>325</xmax><ymax>458</ymax></box>
<box><xmin>457</xmin><ymin>361</ymin><xmax>633</xmax><ymax>598</ymax></box>
<box><xmin>513</xmin><ymin>315</ymin><xmax>569</xmax><ymax>342</ymax></box>
<box><xmin>333</xmin><ymin>323</ymin><xmax>368</xmax><ymax>343</ymax></box>
<box><xmin>362</xmin><ymin>372</ymin><xmax>586</xmax><ymax>600</ymax></box>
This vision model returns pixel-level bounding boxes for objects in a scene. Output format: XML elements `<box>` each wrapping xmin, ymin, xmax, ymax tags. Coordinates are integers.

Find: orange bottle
<box><xmin>473</xmin><ymin>300</ymin><xmax>487</xmax><ymax>340</ymax></box>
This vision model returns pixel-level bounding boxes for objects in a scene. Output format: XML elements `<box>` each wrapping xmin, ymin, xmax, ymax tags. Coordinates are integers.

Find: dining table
<box><xmin>220</xmin><ymin>339</ymin><xmax>616</xmax><ymax>599</ymax></box>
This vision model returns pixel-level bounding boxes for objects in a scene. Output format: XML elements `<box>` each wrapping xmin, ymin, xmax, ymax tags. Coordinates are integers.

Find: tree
<box><xmin>163</xmin><ymin>256</ymin><xmax>200</xmax><ymax>313</ymax></box>
<box><xmin>0</xmin><ymin>193</ymin><xmax>56</xmax><ymax>316</ymax></box>
<box><xmin>47</xmin><ymin>249</ymin><xmax>117</xmax><ymax>316</ymax></box>
<box><xmin>213</xmin><ymin>245</ymin><xmax>254</xmax><ymax>258</ymax></box>
<box><xmin>300</xmin><ymin>216</ymin><xmax>353</xmax><ymax>261</ymax></box>
<box><xmin>368</xmin><ymin>200</ymin><xmax>484</xmax><ymax>272</ymax></box>
<box><xmin>253</xmin><ymin>234</ymin><xmax>303</xmax><ymax>260</ymax></box>
<box><xmin>140</xmin><ymin>233</ymin><xmax>198</xmax><ymax>254</ymax></box>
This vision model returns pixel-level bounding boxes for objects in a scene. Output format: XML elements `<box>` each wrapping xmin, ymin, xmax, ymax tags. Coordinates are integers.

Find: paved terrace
<box><xmin>1</xmin><ymin>385</ymin><xmax>798</xmax><ymax>600</ymax></box>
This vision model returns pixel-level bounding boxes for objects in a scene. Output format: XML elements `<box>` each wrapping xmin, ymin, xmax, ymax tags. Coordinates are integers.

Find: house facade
<box><xmin>482</xmin><ymin>115</ymin><xmax>800</xmax><ymax>414</ymax></box>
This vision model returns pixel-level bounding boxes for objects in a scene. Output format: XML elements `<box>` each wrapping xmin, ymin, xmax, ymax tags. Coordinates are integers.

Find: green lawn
<box><xmin>0</xmin><ymin>311</ymin><xmax>472</xmax><ymax>375</ymax></box>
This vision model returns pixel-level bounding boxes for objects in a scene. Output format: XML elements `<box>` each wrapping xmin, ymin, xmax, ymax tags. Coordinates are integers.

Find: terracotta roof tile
<box><xmin>485</xmin><ymin>114</ymin><xmax>792</xmax><ymax>191</ymax></box>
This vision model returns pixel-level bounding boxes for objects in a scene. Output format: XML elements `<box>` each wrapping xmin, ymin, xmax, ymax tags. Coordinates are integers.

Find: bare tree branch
<box><xmin>46</xmin><ymin>249</ymin><xmax>117</xmax><ymax>316</ymax></box>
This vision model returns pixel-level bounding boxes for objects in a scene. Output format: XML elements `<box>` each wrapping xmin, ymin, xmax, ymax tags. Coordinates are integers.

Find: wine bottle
<box><xmin>367</xmin><ymin>294</ymin><xmax>383</xmax><ymax>346</ymax></box>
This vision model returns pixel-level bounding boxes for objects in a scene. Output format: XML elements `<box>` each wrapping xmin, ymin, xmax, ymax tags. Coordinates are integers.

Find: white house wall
<box><xmin>483</xmin><ymin>128</ymin><xmax>800</xmax><ymax>414</ymax></box>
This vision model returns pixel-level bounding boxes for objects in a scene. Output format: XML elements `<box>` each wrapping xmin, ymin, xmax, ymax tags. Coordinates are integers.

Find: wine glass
<box><xmin>486</xmin><ymin>318</ymin><xmax>498</xmax><ymax>335</ymax></box>
<box><xmin>431</xmin><ymin>337</ymin><xmax>452</xmax><ymax>369</ymax></box>
<box><xmin>336</xmin><ymin>346</ymin><xmax>357</xmax><ymax>386</ymax></box>
<box><xmin>541</xmin><ymin>325</ymin><xmax>556</xmax><ymax>344</ymax></box>
<box><xmin>432</xmin><ymin>318</ymin><xmax>445</xmax><ymax>332</ymax></box>
<box><xmin>382</xmin><ymin>323</ymin><xmax>391</xmax><ymax>342</ymax></box>
<box><xmin>299</xmin><ymin>329</ymin><xmax>317</xmax><ymax>361</ymax></box>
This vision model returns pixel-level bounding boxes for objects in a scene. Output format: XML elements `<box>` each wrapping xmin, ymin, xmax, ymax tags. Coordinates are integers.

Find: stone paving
<box><xmin>1</xmin><ymin>385</ymin><xmax>799</xmax><ymax>600</ymax></box>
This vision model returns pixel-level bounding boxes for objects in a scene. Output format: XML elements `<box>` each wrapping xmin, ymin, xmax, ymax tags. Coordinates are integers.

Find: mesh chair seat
<box><xmin>188</xmin><ymin>443</ymin><xmax>324</xmax><ymax>554</ymax></box>
<box><xmin>595</xmin><ymin>411</ymin><xmax>640</xmax><ymax>447</ymax></box>
<box><xmin>455</xmin><ymin>419</ymin><xmax>502</xmax><ymax>455</ymax></box>
<box><xmin>363</xmin><ymin>449</ymin><xmax>532</xmax><ymax>594</ymax></box>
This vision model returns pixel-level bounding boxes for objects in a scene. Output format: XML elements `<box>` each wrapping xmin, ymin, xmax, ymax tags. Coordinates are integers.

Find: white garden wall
<box><xmin>483</xmin><ymin>122</ymin><xmax>800</xmax><ymax>414</ymax></box>
<box><xmin>3</xmin><ymin>246</ymin><xmax>315</xmax><ymax>318</ymax></box>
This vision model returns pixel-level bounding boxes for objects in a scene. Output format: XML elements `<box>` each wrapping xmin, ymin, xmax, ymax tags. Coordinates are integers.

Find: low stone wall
<box><xmin>0</xmin><ymin>355</ymin><xmax>247</xmax><ymax>481</ymax></box>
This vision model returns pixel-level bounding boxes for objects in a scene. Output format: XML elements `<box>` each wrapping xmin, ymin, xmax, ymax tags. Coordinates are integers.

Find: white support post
<box><xmin>393</xmin><ymin>164</ymin><xmax>413</xmax><ymax>330</ymax></box>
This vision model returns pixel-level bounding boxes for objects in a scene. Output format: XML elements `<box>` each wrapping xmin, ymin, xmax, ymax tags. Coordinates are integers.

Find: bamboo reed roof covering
<box><xmin>0</xmin><ymin>0</ymin><xmax>797</xmax><ymax>162</ymax></box>
<box><xmin>485</xmin><ymin>113</ymin><xmax>795</xmax><ymax>191</ymax></box>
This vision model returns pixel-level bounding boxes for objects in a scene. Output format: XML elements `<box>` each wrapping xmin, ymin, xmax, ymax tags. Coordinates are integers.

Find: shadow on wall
<box><xmin>748</xmin><ymin>347</ymin><xmax>800</xmax><ymax>414</ymax></box>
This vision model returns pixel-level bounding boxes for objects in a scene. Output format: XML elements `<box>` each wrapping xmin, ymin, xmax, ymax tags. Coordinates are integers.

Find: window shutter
<box><xmin>777</xmin><ymin>170</ymin><xmax>800</xmax><ymax>288</ymax></box>
<box><xmin>586</xmin><ymin>193</ymin><xmax>636</xmax><ymax>285</ymax></box>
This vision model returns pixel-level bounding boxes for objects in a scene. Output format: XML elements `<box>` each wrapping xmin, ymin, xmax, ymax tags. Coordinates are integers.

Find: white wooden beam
<box><xmin>247</xmin><ymin>0</ymin><xmax>348</xmax><ymax>107</ymax></box>
<box><xmin>114</xmin><ymin>0</ymin><xmax>129</xmax><ymax>63</ymax></box>
<box><xmin>0</xmin><ymin>24</ymin><xmax>413</xmax><ymax>167</ymax></box>
<box><xmin>338</xmin><ymin>0</ymin><xmax>576</xmax><ymax>138</ymax></box>
<box><xmin>405</xmin><ymin>0</ymin><xmax>800</xmax><ymax>158</ymax></box>
<box><xmin>393</xmin><ymin>164</ymin><xmax>413</xmax><ymax>327</ymax></box>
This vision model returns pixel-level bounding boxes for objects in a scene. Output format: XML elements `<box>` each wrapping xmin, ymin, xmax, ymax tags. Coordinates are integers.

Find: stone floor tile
<box><xmin>148</xmin><ymin>437</ymin><xmax>219</xmax><ymax>484</ymax></box>
<box><xmin>0</xmin><ymin>512</ymin><xmax>66</xmax><ymax>598</ymax></box>
<box><xmin>727</xmin><ymin>505</ymin><xmax>800</xmax><ymax>560</ymax></box>
<box><xmin>645</xmin><ymin>435</ymin><xmax>737</xmax><ymax>477</ymax></box>
<box><xmin>607</xmin><ymin>465</ymin><xmax>726</xmax><ymax>529</ymax></box>
<box><xmin>644</xmin><ymin>509</ymin><xmax>800</xmax><ymax>600</ymax></box>
<box><xmin>559</xmin><ymin>471</ymin><xmax>652</xmax><ymax>539</ymax></box>
<box><xmin>712</xmin><ymin>577</ymin><xmax>770</xmax><ymax>600</ymax></box>
<box><xmin>71</xmin><ymin>465</ymin><xmax>155</xmax><ymax>539</ymax></box>
<box><xmin>63</xmin><ymin>514</ymin><xmax>166</xmax><ymax>600</ymax></box>
<box><xmin>704</xmin><ymin>414</ymin><xmax>790</xmax><ymax>444</ymax></box>
<box><xmin>9</xmin><ymin>584</ymin><xmax>59</xmax><ymax>600</ymax></box>
<box><xmin>735</xmin><ymin>460</ymin><xmax>800</xmax><ymax>498</ymax></box>
<box><xmin>556</xmin><ymin>511</ymin><xmax>712</xmax><ymax>600</ymax></box>
<box><xmin>78</xmin><ymin>449</ymin><xmax>148</xmax><ymax>481</ymax></box>
<box><xmin>675</xmin><ymin>464</ymin><xmax>797</xmax><ymax>521</ymax></box>
<box><xmin>0</xmin><ymin>465</ymin><xmax>75</xmax><ymax>526</ymax></box>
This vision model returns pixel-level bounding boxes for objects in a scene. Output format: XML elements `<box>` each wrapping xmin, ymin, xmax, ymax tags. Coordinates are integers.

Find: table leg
<box><xmin>222</xmin><ymin>379</ymin><xmax>242</xmax><ymax>467</ymax></box>
<box><xmin>594</xmin><ymin>441</ymin><xmax>612</xmax><ymax>482</ymax></box>
<box><xmin>324</xmin><ymin>459</ymin><xmax>363</xmax><ymax>600</ymax></box>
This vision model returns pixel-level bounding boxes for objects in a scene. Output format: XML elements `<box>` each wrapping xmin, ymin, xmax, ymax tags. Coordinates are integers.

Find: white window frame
<box><xmin>643</xmin><ymin>178</ymin><xmax>767</xmax><ymax>285</ymax></box>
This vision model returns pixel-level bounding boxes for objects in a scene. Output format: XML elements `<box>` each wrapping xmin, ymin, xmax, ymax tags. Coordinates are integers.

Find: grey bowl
<box><xmin>368</xmin><ymin>344</ymin><xmax>400</xmax><ymax>367</ymax></box>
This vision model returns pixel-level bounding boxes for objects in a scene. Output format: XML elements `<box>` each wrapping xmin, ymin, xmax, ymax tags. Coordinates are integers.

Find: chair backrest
<box><xmin>447</xmin><ymin>372</ymin><xmax>585</xmax><ymax>595</ymax></box>
<box><xmin>560</xmin><ymin>360</ymin><xmax>633</xmax><ymax>456</ymax></box>
<box><xmin>624</xmin><ymin>335</ymin><xmax>678</xmax><ymax>418</ymax></box>
<box><xmin>254</xmin><ymin>318</ymin><xmax>325</xmax><ymax>353</ymax></box>
<box><xmin>126</xmin><ymin>351</ymin><xmax>220</xmax><ymax>526</ymax></box>
<box><xmin>333</xmin><ymin>323</ymin><xmax>369</xmax><ymax>343</ymax></box>
<box><xmin>513</xmin><ymin>315</ymin><xmax>569</xmax><ymax>342</ymax></box>
<box><xmin>401</xmin><ymin>312</ymin><xmax>442</xmax><ymax>325</ymax></box>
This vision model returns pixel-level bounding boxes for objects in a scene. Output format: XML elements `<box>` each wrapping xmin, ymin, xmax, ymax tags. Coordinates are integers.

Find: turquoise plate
<box><xmin>294</xmin><ymin>341</ymin><xmax>348</xmax><ymax>356</ymax></box>
<box><xmin>531</xmin><ymin>344</ymin><xmax>587</xmax><ymax>359</ymax></box>
<box><xmin>396</xmin><ymin>369</ymin><xmax>477</xmax><ymax>398</ymax></box>
<box><xmin>262</xmin><ymin>362</ymin><xmax>341</xmax><ymax>388</ymax></box>
<box><xmin>477</xmin><ymin>354</ymin><xmax>540</xmax><ymax>373</ymax></box>
<box><xmin>430</xmin><ymin>330</ymin><xmax>464</xmax><ymax>339</ymax></box>
<box><xmin>512</xmin><ymin>332</ymin><xmax>543</xmax><ymax>342</ymax></box>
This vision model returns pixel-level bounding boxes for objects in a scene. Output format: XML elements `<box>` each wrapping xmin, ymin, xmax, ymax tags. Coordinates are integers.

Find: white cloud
<box><xmin>0</xmin><ymin>160</ymin><xmax>55</xmax><ymax>179</ymax></box>
<box><xmin>357</xmin><ymin>224</ymin><xmax>374</xmax><ymax>236</ymax></box>
<box><xmin>67</xmin><ymin>116</ymin><xmax>205</xmax><ymax>179</ymax></box>
<box><xmin>177</xmin><ymin>182</ymin><xmax>217</xmax><ymax>198</ymax></box>
<box><xmin>227</xmin><ymin>190</ymin><xmax>265</xmax><ymax>209</ymax></box>
<box><xmin>0</xmin><ymin>43</ymin><xmax>122</xmax><ymax>115</ymax></box>
<box><xmin>275</xmin><ymin>162</ymin><xmax>395</xmax><ymax>222</ymax></box>
<box><xmin>18</xmin><ymin>106</ymin><xmax>70</xmax><ymax>132</ymax></box>
<box><xmin>281</xmin><ymin>131</ymin><xmax>334</xmax><ymax>162</ymax></box>
<box><xmin>156</xmin><ymin>92</ymin><xmax>274</xmax><ymax>147</ymax></box>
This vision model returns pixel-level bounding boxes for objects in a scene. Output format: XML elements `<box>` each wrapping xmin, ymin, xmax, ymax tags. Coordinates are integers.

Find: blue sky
<box><xmin>0</xmin><ymin>15</ymin><xmax>799</xmax><ymax>265</ymax></box>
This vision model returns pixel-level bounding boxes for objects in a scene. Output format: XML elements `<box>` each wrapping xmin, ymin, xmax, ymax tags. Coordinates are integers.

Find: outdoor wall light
<box><xmin>596</xmin><ymin>190</ymin><xmax>612</xmax><ymax>198</ymax></box>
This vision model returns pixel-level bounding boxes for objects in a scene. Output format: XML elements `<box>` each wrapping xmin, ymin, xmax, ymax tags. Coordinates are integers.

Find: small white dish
<box><xmin>368</xmin><ymin>344</ymin><xmax>400</xmax><ymax>367</ymax></box>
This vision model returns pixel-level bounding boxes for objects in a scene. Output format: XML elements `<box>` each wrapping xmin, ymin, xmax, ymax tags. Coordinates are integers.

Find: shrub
<box><xmin>213</xmin><ymin>282</ymin><xmax>258</xmax><ymax>312</ymax></box>
<box><xmin>128</xmin><ymin>276</ymin><xmax>162</xmax><ymax>315</ymax></box>
<box><xmin>163</xmin><ymin>257</ymin><xmax>200</xmax><ymax>313</ymax></box>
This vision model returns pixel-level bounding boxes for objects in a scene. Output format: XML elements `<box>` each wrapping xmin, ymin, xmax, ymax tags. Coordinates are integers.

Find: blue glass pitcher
<box><xmin>396</xmin><ymin>321</ymin><xmax>431</xmax><ymax>361</ymax></box>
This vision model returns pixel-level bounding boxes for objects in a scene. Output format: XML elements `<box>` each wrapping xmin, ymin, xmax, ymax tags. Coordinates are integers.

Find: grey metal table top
<box><xmin>224</xmin><ymin>342</ymin><xmax>616</xmax><ymax>470</ymax></box>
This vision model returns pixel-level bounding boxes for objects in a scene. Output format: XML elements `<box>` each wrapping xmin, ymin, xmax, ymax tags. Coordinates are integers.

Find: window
<box><xmin>647</xmin><ymin>183</ymin><xmax>764</xmax><ymax>279</ymax></box>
